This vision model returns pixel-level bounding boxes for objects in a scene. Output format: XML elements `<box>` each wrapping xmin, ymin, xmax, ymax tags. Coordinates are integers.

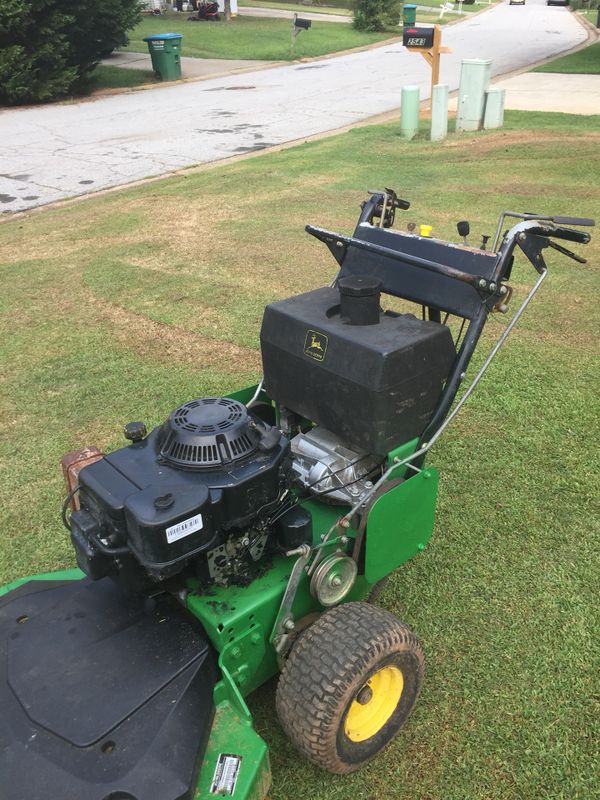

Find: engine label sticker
<box><xmin>166</xmin><ymin>514</ymin><xmax>203</xmax><ymax>544</ymax></box>
<box><xmin>304</xmin><ymin>329</ymin><xmax>328</xmax><ymax>362</ymax></box>
<box><xmin>210</xmin><ymin>753</ymin><xmax>242</xmax><ymax>796</ymax></box>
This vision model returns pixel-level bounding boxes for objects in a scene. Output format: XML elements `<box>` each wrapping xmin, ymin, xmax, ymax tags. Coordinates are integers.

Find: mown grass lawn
<box><xmin>90</xmin><ymin>64</ymin><xmax>158</xmax><ymax>90</ymax></box>
<box><xmin>238</xmin><ymin>0</ymin><xmax>352</xmax><ymax>16</ymax></box>
<box><xmin>238</xmin><ymin>0</ymin><xmax>479</xmax><ymax>13</ymax></box>
<box><xmin>533</xmin><ymin>40</ymin><xmax>600</xmax><ymax>74</ymax></box>
<box><xmin>125</xmin><ymin>11</ymin><xmax>394</xmax><ymax>60</ymax></box>
<box><xmin>0</xmin><ymin>110</ymin><xmax>599</xmax><ymax>800</ymax></box>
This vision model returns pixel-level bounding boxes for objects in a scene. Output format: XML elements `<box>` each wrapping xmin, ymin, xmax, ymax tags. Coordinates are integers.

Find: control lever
<box><xmin>546</xmin><ymin>239</ymin><xmax>588</xmax><ymax>265</ymax></box>
<box><xmin>480</xmin><ymin>235</ymin><xmax>490</xmax><ymax>251</ymax></box>
<box><xmin>457</xmin><ymin>220</ymin><xmax>470</xmax><ymax>245</ymax></box>
<box><xmin>494</xmin><ymin>211</ymin><xmax>595</xmax><ymax>251</ymax></box>
<box><xmin>387</xmin><ymin>192</ymin><xmax>411</xmax><ymax>211</ymax></box>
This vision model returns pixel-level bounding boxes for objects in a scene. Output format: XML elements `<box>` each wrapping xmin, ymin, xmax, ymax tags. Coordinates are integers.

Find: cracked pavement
<box><xmin>0</xmin><ymin>1</ymin><xmax>588</xmax><ymax>213</ymax></box>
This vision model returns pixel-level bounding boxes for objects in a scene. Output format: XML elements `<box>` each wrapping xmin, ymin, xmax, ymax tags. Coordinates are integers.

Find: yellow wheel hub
<box><xmin>344</xmin><ymin>665</ymin><xmax>404</xmax><ymax>743</ymax></box>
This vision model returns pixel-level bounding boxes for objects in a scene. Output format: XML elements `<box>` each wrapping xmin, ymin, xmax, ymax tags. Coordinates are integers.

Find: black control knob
<box><xmin>124</xmin><ymin>421</ymin><xmax>147</xmax><ymax>442</ymax></box>
<box><xmin>457</xmin><ymin>221</ymin><xmax>470</xmax><ymax>245</ymax></box>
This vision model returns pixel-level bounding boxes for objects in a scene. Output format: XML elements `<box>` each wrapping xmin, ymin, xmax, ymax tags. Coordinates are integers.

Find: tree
<box><xmin>353</xmin><ymin>0</ymin><xmax>402</xmax><ymax>31</ymax></box>
<box><xmin>0</xmin><ymin>0</ymin><xmax>77</xmax><ymax>103</ymax></box>
<box><xmin>68</xmin><ymin>0</ymin><xmax>144</xmax><ymax>66</ymax></box>
<box><xmin>224</xmin><ymin>0</ymin><xmax>232</xmax><ymax>21</ymax></box>
<box><xmin>0</xmin><ymin>0</ymin><xmax>143</xmax><ymax>105</ymax></box>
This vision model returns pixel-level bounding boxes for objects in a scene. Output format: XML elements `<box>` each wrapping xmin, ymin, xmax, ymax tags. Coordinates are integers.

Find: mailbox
<box><xmin>294</xmin><ymin>16</ymin><xmax>312</xmax><ymax>29</ymax></box>
<box><xmin>403</xmin><ymin>27</ymin><xmax>435</xmax><ymax>48</ymax></box>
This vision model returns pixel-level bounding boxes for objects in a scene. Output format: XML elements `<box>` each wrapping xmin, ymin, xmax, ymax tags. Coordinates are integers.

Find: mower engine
<box><xmin>70</xmin><ymin>271</ymin><xmax>457</xmax><ymax>596</ymax></box>
<box><xmin>70</xmin><ymin>396</ymin><xmax>291</xmax><ymax>589</ymax></box>
<box><xmin>69</xmin><ymin>268</ymin><xmax>458</xmax><ymax>597</ymax></box>
<box><xmin>290</xmin><ymin>427</ymin><xmax>381</xmax><ymax>505</ymax></box>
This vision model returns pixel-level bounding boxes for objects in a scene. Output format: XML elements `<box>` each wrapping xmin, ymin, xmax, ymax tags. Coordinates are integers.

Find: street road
<box><xmin>0</xmin><ymin>1</ymin><xmax>587</xmax><ymax>213</ymax></box>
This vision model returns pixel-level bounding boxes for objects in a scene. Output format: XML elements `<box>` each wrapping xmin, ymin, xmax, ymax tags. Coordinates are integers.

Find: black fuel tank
<box><xmin>260</xmin><ymin>286</ymin><xmax>456</xmax><ymax>454</ymax></box>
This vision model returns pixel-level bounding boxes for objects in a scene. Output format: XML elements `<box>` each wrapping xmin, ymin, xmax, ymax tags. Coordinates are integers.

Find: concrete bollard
<box><xmin>400</xmin><ymin>85</ymin><xmax>420</xmax><ymax>140</ymax></box>
<box><xmin>483</xmin><ymin>87</ymin><xmax>505</xmax><ymax>129</ymax></box>
<box><xmin>430</xmin><ymin>84</ymin><xmax>449</xmax><ymax>141</ymax></box>
<box><xmin>456</xmin><ymin>59</ymin><xmax>492</xmax><ymax>132</ymax></box>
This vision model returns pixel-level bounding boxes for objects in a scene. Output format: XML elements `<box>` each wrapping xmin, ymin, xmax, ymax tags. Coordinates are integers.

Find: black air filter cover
<box><xmin>261</xmin><ymin>286</ymin><xmax>456</xmax><ymax>454</ymax></box>
<box><xmin>158</xmin><ymin>397</ymin><xmax>259</xmax><ymax>470</ymax></box>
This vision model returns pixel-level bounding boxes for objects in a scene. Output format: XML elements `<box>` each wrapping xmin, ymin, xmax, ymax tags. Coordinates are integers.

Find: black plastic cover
<box><xmin>158</xmin><ymin>397</ymin><xmax>260</xmax><ymax>470</ymax></box>
<box><xmin>339</xmin><ymin>275</ymin><xmax>382</xmax><ymax>326</ymax></box>
<box><xmin>261</xmin><ymin>286</ymin><xmax>456</xmax><ymax>453</ymax></box>
<box><xmin>0</xmin><ymin>577</ymin><xmax>216</xmax><ymax>800</ymax></box>
<box><xmin>276</xmin><ymin>506</ymin><xmax>313</xmax><ymax>550</ymax></box>
<box><xmin>75</xmin><ymin>421</ymin><xmax>289</xmax><ymax>577</ymax></box>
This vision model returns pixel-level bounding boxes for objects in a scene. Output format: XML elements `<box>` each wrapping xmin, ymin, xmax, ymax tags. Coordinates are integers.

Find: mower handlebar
<box><xmin>550</xmin><ymin>216</ymin><xmax>595</xmax><ymax>228</ymax></box>
<box><xmin>542</xmin><ymin>225</ymin><xmax>592</xmax><ymax>245</ymax></box>
<box><xmin>500</xmin><ymin>220</ymin><xmax>592</xmax><ymax>274</ymax></box>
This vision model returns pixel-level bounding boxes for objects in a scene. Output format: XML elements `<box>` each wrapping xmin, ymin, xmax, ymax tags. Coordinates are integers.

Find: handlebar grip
<box><xmin>394</xmin><ymin>198</ymin><xmax>411</xmax><ymax>210</ymax></box>
<box><xmin>548</xmin><ymin>227</ymin><xmax>592</xmax><ymax>244</ymax></box>
<box><xmin>551</xmin><ymin>216</ymin><xmax>595</xmax><ymax>227</ymax></box>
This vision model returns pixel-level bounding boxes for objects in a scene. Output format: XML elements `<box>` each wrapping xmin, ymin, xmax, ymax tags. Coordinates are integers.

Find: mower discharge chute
<box><xmin>0</xmin><ymin>191</ymin><xmax>593</xmax><ymax>799</ymax></box>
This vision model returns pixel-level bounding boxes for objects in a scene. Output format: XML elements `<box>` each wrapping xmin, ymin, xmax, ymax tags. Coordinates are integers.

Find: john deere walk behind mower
<box><xmin>0</xmin><ymin>190</ymin><xmax>593</xmax><ymax>799</ymax></box>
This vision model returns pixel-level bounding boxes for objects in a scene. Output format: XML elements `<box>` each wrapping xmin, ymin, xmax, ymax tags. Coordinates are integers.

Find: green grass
<box><xmin>1</xmin><ymin>110</ymin><xmax>599</xmax><ymax>799</ymax></box>
<box><xmin>89</xmin><ymin>64</ymin><xmax>158</xmax><ymax>89</ymax></box>
<box><xmin>238</xmin><ymin>0</ymin><xmax>352</xmax><ymax>15</ymax></box>
<box><xmin>581</xmin><ymin>7</ymin><xmax>597</xmax><ymax>23</ymax></box>
<box><xmin>533</xmin><ymin>41</ymin><xmax>600</xmax><ymax>74</ymax></box>
<box><xmin>125</xmin><ymin>11</ymin><xmax>394</xmax><ymax>60</ymax></box>
<box><xmin>418</xmin><ymin>9</ymin><xmax>460</xmax><ymax>21</ymax></box>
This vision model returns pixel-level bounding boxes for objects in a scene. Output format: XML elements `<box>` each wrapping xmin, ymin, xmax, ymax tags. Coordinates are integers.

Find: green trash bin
<box><xmin>403</xmin><ymin>4</ymin><xmax>417</xmax><ymax>26</ymax></box>
<box><xmin>143</xmin><ymin>33</ymin><xmax>183</xmax><ymax>81</ymax></box>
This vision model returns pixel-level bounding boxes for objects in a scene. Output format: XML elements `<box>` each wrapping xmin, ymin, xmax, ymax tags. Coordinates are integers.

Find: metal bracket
<box><xmin>516</xmin><ymin>232</ymin><xmax>549</xmax><ymax>275</ymax></box>
<box><xmin>269</xmin><ymin>545</ymin><xmax>312</xmax><ymax>660</ymax></box>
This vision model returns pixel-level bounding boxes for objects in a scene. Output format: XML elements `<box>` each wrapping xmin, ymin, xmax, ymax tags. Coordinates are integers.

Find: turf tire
<box><xmin>275</xmin><ymin>601</ymin><xmax>424</xmax><ymax>774</ymax></box>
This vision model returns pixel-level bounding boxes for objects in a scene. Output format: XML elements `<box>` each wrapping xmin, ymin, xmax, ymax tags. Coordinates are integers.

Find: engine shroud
<box><xmin>159</xmin><ymin>397</ymin><xmax>260</xmax><ymax>470</ymax></box>
<box><xmin>70</xmin><ymin>398</ymin><xmax>290</xmax><ymax>582</ymax></box>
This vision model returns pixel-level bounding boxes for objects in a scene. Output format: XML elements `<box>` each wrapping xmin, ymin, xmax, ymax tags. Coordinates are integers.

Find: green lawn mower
<box><xmin>0</xmin><ymin>190</ymin><xmax>593</xmax><ymax>800</ymax></box>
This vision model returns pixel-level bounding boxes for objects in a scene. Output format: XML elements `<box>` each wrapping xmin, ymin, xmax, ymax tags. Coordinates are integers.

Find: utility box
<box><xmin>483</xmin><ymin>87</ymin><xmax>505</xmax><ymax>129</ymax></box>
<box><xmin>456</xmin><ymin>58</ymin><xmax>492</xmax><ymax>131</ymax></box>
<box><xmin>403</xmin><ymin>27</ymin><xmax>435</xmax><ymax>48</ymax></box>
<box><xmin>143</xmin><ymin>33</ymin><xmax>183</xmax><ymax>81</ymax></box>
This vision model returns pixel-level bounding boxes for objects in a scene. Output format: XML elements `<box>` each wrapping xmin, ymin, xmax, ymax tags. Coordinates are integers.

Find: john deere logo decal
<box><xmin>304</xmin><ymin>330</ymin><xmax>328</xmax><ymax>362</ymax></box>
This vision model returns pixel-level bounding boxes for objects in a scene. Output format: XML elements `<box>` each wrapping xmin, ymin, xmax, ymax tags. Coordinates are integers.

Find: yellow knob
<box><xmin>420</xmin><ymin>224</ymin><xmax>432</xmax><ymax>237</ymax></box>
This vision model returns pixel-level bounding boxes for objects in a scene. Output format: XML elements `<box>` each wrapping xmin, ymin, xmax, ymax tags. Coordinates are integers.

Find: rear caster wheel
<box><xmin>276</xmin><ymin>601</ymin><xmax>424</xmax><ymax>774</ymax></box>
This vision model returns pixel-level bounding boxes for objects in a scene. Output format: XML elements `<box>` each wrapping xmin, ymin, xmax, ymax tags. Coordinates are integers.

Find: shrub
<box><xmin>353</xmin><ymin>0</ymin><xmax>402</xmax><ymax>31</ymax></box>
<box><xmin>0</xmin><ymin>0</ymin><xmax>142</xmax><ymax>105</ymax></box>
